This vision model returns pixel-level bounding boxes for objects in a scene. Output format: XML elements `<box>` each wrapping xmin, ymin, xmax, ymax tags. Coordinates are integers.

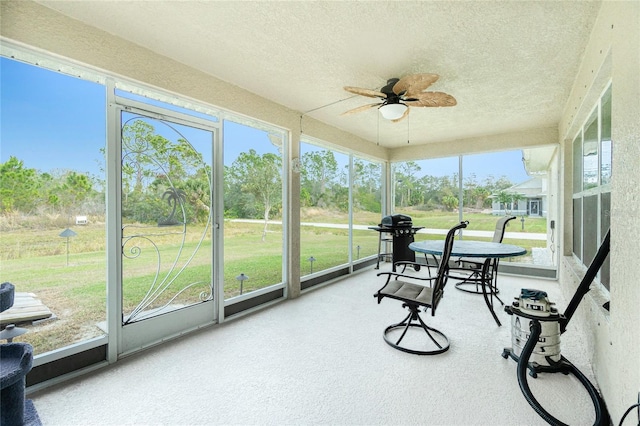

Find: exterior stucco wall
<box><xmin>547</xmin><ymin>148</ymin><xmax>560</xmax><ymax>263</ymax></box>
<box><xmin>559</xmin><ymin>1</ymin><xmax>640</xmax><ymax>421</ymax></box>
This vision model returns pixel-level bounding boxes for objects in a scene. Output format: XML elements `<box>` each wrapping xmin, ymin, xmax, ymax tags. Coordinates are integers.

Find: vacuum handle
<box><xmin>561</xmin><ymin>230</ymin><xmax>610</xmax><ymax>333</ymax></box>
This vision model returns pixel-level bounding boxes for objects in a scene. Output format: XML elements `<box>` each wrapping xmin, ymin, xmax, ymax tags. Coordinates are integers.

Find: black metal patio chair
<box><xmin>373</xmin><ymin>221</ymin><xmax>467</xmax><ymax>355</ymax></box>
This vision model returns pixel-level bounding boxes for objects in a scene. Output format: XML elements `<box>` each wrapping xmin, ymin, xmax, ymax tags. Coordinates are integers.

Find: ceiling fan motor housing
<box><xmin>382</xmin><ymin>78</ymin><xmax>401</xmax><ymax>96</ymax></box>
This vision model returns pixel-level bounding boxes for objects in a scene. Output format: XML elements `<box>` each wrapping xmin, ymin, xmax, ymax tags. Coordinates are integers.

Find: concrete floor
<box><xmin>30</xmin><ymin>265</ymin><xmax>602</xmax><ymax>425</ymax></box>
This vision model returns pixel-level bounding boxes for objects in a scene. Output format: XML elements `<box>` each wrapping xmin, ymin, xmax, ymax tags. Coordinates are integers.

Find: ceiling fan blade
<box><xmin>343</xmin><ymin>86</ymin><xmax>386</xmax><ymax>98</ymax></box>
<box><xmin>393</xmin><ymin>73</ymin><xmax>440</xmax><ymax>97</ymax></box>
<box><xmin>404</xmin><ymin>92</ymin><xmax>457</xmax><ymax>107</ymax></box>
<box><xmin>341</xmin><ymin>102</ymin><xmax>382</xmax><ymax>115</ymax></box>
<box><xmin>391</xmin><ymin>107</ymin><xmax>410</xmax><ymax>123</ymax></box>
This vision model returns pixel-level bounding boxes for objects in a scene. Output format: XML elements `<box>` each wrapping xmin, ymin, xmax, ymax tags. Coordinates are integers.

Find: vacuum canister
<box><xmin>507</xmin><ymin>289</ymin><xmax>562</xmax><ymax>367</ymax></box>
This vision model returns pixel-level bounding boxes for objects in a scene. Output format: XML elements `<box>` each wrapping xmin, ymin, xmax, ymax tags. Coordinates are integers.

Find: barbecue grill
<box><xmin>370</xmin><ymin>214</ymin><xmax>424</xmax><ymax>270</ymax></box>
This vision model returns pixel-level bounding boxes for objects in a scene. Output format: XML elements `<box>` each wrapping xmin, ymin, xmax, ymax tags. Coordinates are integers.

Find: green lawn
<box><xmin>0</xmin><ymin>210</ymin><xmax>547</xmax><ymax>354</ymax></box>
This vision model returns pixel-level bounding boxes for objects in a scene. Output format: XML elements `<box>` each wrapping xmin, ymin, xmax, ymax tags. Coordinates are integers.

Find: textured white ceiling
<box><xmin>36</xmin><ymin>1</ymin><xmax>601</xmax><ymax>149</ymax></box>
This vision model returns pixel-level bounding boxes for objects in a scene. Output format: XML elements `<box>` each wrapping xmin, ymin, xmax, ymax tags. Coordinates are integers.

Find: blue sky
<box><xmin>1</xmin><ymin>57</ymin><xmax>106</xmax><ymax>177</ymax></box>
<box><xmin>1</xmin><ymin>56</ymin><xmax>529</xmax><ymax>184</ymax></box>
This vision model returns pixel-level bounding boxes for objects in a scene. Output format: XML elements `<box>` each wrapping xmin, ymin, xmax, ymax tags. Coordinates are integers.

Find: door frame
<box><xmin>108</xmin><ymin>89</ymin><xmax>221</xmax><ymax>358</ymax></box>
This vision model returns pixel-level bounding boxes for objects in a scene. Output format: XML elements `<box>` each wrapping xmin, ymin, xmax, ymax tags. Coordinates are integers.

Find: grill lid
<box><xmin>381</xmin><ymin>214</ymin><xmax>413</xmax><ymax>227</ymax></box>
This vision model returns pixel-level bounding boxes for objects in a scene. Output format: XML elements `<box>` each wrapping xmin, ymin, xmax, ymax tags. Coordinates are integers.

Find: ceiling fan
<box><xmin>342</xmin><ymin>73</ymin><xmax>456</xmax><ymax>122</ymax></box>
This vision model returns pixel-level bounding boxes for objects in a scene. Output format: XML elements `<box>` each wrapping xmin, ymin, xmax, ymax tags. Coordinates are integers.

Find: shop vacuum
<box><xmin>502</xmin><ymin>230</ymin><xmax>611</xmax><ymax>426</ymax></box>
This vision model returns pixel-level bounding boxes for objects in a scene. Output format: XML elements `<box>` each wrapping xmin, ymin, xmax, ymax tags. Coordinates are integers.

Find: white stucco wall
<box><xmin>559</xmin><ymin>1</ymin><xmax>640</xmax><ymax>421</ymax></box>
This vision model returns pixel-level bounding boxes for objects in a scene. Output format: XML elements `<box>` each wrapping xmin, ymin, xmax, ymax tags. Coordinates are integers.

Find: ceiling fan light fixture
<box><xmin>379</xmin><ymin>103</ymin><xmax>407</xmax><ymax>120</ymax></box>
<box><xmin>343</xmin><ymin>74</ymin><xmax>455</xmax><ymax>122</ymax></box>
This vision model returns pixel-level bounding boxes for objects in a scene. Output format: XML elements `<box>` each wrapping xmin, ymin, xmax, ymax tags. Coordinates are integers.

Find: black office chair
<box><xmin>451</xmin><ymin>215</ymin><xmax>516</xmax><ymax>301</ymax></box>
<box><xmin>374</xmin><ymin>221</ymin><xmax>468</xmax><ymax>355</ymax></box>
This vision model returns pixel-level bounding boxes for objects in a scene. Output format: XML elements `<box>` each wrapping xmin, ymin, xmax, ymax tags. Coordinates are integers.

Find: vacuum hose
<box><xmin>517</xmin><ymin>319</ymin><xmax>610</xmax><ymax>426</ymax></box>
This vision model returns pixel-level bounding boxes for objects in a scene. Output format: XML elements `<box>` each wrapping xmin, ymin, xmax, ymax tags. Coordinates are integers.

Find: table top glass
<box><xmin>409</xmin><ymin>239</ymin><xmax>527</xmax><ymax>258</ymax></box>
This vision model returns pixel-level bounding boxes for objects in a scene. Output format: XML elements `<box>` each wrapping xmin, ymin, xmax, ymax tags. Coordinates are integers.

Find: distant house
<box><xmin>491</xmin><ymin>177</ymin><xmax>546</xmax><ymax>217</ymax></box>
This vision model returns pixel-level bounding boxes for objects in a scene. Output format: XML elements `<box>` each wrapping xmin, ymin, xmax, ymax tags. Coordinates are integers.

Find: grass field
<box><xmin>0</xmin><ymin>209</ymin><xmax>547</xmax><ymax>354</ymax></box>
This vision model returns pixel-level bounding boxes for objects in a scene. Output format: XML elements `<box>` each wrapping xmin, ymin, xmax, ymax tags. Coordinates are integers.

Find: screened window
<box><xmin>299</xmin><ymin>140</ymin><xmax>383</xmax><ymax>280</ymax></box>
<box><xmin>583</xmin><ymin>111</ymin><xmax>599</xmax><ymax>191</ymax></box>
<box><xmin>352</xmin><ymin>157</ymin><xmax>383</xmax><ymax>262</ymax></box>
<box><xmin>571</xmin><ymin>84</ymin><xmax>612</xmax><ymax>290</ymax></box>
<box><xmin>0</xmin><ymin>57</ymin><xmax>107</xmax><ymax>355</ymax></box>
<box><xmin>223</xmin><ymin>120</ymin><xmax>285</xmax><ymax>299</ymax></box>
<box><xmin>392</xmin><ymin>156</ymin><xmax>460</xmax><ymax>251</ymax></box>
<box><xmin>392</xmin><ymin>150</ymin><xmax>550</xmax><ymax>268</ymax></box>
<box><xmin>299</xmin><ymin>141</ymin><xmax>350</xmax><ymax>276</ymax></box>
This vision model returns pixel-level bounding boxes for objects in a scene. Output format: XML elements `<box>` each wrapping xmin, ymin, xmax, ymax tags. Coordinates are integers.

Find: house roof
<box><xmin>33</xmin><ymin>1</ymin><xmax>601</xmax><ymax>151</ymax></box>
<box><xmin>506</xmin><ymin>177</ymin><xmax>545</xmax><ymax>198</ymax></box>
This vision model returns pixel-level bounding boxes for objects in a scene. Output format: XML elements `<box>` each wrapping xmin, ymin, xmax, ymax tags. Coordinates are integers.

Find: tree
<box><xmin>183</xmin><ymin>169</ymin><xmax>212</xmax><ymax>224</ymax></box>
<box><xmin>57</xmin><ymin>171</ymin><xmax>93</xmax><ymax>206</ymax></box>
<box><xmin>463</xmin><ymin>173</ymin><xmax>479</xmax><ymax>208</ymax></box>
<box><xmin>353</xmin><ymin>159</ymin><xmax>381</xmax><ymax>194</ymax></box>
<box><xmin>416</xmin><ymin>175</ymin><xmax>441</xmax><ymax>209</ymax></box>
<box><xmin>484</xmin><ymin>175</ymin><xmax>513</xmax><ymax>195</ymax></box>
<box><xmin>0</xmin><ymin>156</ymin><xmax>41</xmax><ymax>213</ymax></box>
<box><xmin>496</xmin><ymin>190</ymin><xmax>524</xmax><ymax>215</ymax></box>
<box><xmin>352</xmin><ymin>160</ymin><xmax>382</xmax><ymax>212</ymax></box>
<box><xmin>122</xmin><ymin>120</ymin><xmax>156</xmax><ymax>193</ymax></box>
<box><xmin>511</xmin><ymin>192</ymin><xmax>525</xmax><ymax>213</ymax></box>
<box><xmin>120</xmin><ymin>118</ymin><xmax>209</xmax><ymax>224</ymax></box>
<box><xmin>442</xmin><ymin>194</ymin><xmax>459</xmax><ymax>211</ymax></box>
<box><xmin>394</xmin><ymin>161</ymin><xmax>421</xmax><ymax>207</ymax></box>
<box><xmin>471</xmin><ymin>187</ymin><xmax>492</xmax><ymax>209</ymax></box>
<box><xmin>301</xmin><ymin>150</ymin><xmax>338</xmax><ymax>207</ymax></box>
<box><xmin>121</xmin><ymin>119</ymin><xmax>203</xmax><ymax>193</ymax></box>
<box><xmin>227</xmin><ymin>149</ymin><xmax>282</xmax><ymax>241</ymax></box>
<box><xmin>158</xmin><ymin>187</ymin><xmax>187</xmax><ymax>226</ymax></box>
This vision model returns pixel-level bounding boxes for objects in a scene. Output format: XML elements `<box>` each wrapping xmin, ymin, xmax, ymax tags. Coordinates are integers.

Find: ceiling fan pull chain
<box><xmin>407</xmin><ymin>113</ymin><xmax>410</xmax><ymax>144</ymax></box>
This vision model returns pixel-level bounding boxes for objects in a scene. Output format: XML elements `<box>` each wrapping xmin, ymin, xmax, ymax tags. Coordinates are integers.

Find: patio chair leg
<box><xmin>415</xmin><ymin>310</ymin><xmax>445</xmax><ymax>348</ymax></box>
<box><xmin>482</xmin><ymin>273</ymin><xmax>502</xmax><ymax>327</ymax></box>
<box><xmin>389</xmin><ymin>311</ymin><xmax>414</xmax><ymax>345</ymax></box>
<box><xmin>455</xmin><ymin>271</ymin><xmax>501</xmax><ymax>296</ymax></box>
<box><xmin>382</xmin><ymin>305</ymin><xmax>450</xmax><ymax>355</ymax></box>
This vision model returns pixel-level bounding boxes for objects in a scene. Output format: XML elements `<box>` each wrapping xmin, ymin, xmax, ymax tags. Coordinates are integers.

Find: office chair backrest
<box><xmin>431</xmin><ymin>221</ymin><xmax>468</xmax><ymax>314</ymax></box>
<box><xmin>492</xmin><ymin>215</ymin><xmax>517</xmax><ymax>243</ymax></box>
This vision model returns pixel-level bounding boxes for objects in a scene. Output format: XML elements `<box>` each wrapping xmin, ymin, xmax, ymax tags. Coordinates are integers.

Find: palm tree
<box><xmin>158</xmin><ymin>187</ymin><xmax>186</xmax><ymax>226</ymax></box>
<box><xmin>496</xmin><ymin>190</ymin><xmax>524</xmax><ymax>215</ymax></box>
